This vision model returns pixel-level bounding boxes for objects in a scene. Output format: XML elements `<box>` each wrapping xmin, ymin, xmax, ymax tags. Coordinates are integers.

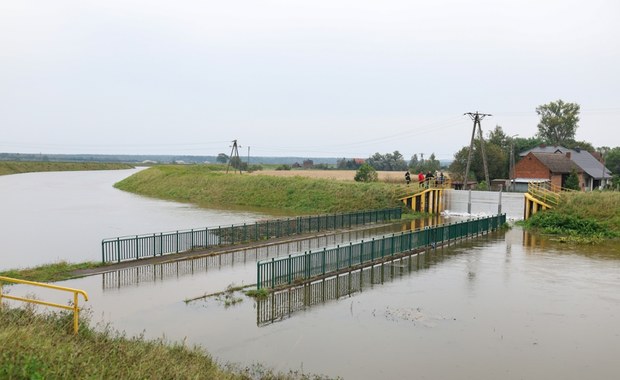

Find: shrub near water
<box><xmin>114</xmin><ymin>165</ymin><xmax>406</xmax><ymax>214</ymax></box>
<box><xmin>524</xmin><ymin>192</ymin><xmax>620</xmax><ymax>241</ymax></box>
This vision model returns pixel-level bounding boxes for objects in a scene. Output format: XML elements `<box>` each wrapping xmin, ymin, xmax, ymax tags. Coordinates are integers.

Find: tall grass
<box><xmin>0</xmin><ymin>261</ymin><xmax>104</xmax><ymax>283</ymax></box>
<box><xmin>0</xmin><ymin>305</ymin><xmax>334</xmax><ymax>379</ymax></box>
<box><xmin>114</xmin><ymin>165</ymin><xmax>408</xmax><ymax>214</ymax></box>
<box><xmin>524</xmin><ymin>191</ymin><xmax>620</xmax><ymax>241</ymax></box>
<box><xmin>0</xmin><ymin>161</ymin><xmax>134</xmax><ymax>176</ymax></box>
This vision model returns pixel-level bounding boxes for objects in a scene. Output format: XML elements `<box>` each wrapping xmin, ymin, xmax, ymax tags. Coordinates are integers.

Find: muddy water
<box><xmin>0</xmin><ymin>169</ymin><xmax>266</xmax><ymax>269</ymax></box>
<box><xmin>7</xmin><ymin>226</ymin><xmax>619</xmax><ymax>379</ymax></box>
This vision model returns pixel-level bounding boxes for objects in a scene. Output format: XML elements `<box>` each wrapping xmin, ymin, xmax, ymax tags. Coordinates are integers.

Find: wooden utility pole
<box><xmin>226</xmin><ymin>139</ymin><xmax>242</xmax><ymax>174</ymax></box>
<box><xmin>463</xmin><ymin>112</ymin><xmax>491</xmax><ymax>189</ymax></box>
<box><xmin>509</xmin><ymin>134</ymin><xmax>518</xmax><ymax>191</ymax></box>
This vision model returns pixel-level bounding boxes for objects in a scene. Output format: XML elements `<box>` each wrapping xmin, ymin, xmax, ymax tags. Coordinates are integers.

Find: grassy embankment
<box><xmin>0</xmin><ymin>161</ymin><xmax>134</xmax><ymax>176</ymax></box>
<box><xmin>0</xmin><ymin>307</ymin><xmax>331</xmax><ymax>380</ymax></box>
<box><xmin>523</xmin><ymin>191</ymin><xmax>620</xmax><ymax>243</ymax></box>
<box><xmin>114</xmin><ymin>165</ymin><xmax>409</xmax><ymax>215</ymax></box>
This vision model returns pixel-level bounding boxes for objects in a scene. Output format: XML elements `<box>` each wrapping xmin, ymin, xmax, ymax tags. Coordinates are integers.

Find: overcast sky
<box><xmin>1</xmin><ymin>0</ymin><xmax>619</xmax><ymax>160</ymax></box>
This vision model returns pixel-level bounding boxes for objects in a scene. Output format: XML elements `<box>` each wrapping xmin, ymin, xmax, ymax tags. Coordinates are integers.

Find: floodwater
<box><xmin>2</xmin><ymin>170</ymin><xmax>620</xmax><ymax>379</ymax></box>
<box><xmin>0</xmin><ymin>168</ymin><xmax>266</xmax><ymax>270</ymax></box>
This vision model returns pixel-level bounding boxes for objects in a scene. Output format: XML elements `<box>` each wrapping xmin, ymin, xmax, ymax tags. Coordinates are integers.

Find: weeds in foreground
<box><xmin>0</xmin><ymin>305</ymin><xmax>337</xmax><ymax>379</ymax></box>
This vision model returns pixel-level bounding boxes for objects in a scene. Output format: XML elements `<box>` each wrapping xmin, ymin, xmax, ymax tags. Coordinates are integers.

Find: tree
<box><xmin>337</xmin><ymin>158</ymin><xmax>362</xmax><ymax>170</ymax></box>
<box><xmin>409</xmin><ymin>153</ymin><xmax>440</xmax><ymax>173</ymax></box>
<box><xmin>604</xmin><ymin>147</ymin><xmax>620</xmax><ymax>175</ymax></box>
<box><xmin>536</xmin><ymin>99</ymin><xmax>580</xmax><ymax>146</ymax></box>
<box><xmin>487</xmin><ymin>125</ymin><xmax>509</xmax><ymax>150</ymax></box>
<box><xmin>216</xmin><ymin>153</ymin><xmax>228</xmax><ymax>164</ymax></box>
<box><xmin>354</xmin><ymin>163</ymin><xmax>378</xmax><ymax>182</ymax></box>
<box><xmin>366</xmin><ymin>151</ymin><xmax>407</xmax><ymax>171</ymax></box>
<box><xmin>448</xmin><ymin>141</ymin><xmax>508</xmax><ymax>181</ymax></box>
<box><xmin>565</xmin><ymin>169</ymin><xmax>580</xmax><ymax>190</ymax></box>
<box><xmin>408</xmin><ymin>154</ymin><xmax>419</xmax><ymax>170</ymax></box>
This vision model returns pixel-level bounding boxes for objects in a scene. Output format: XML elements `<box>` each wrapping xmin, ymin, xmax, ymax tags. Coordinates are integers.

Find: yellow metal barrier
<box><xmin>0</xmin><ymin>276</ymin><xmax>89</xmax><ymax>334</ymax></box>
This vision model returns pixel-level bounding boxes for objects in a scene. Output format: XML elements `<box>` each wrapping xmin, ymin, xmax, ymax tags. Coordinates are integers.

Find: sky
<box><xmin>1</xmin><ymin>0</ymin><xmax>619</xmax><ymax>161</ymax></box>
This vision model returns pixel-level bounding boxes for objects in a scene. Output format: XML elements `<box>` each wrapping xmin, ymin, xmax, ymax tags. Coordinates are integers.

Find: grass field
<box><xmin>0</xmin><ymin>161</ymin><xmax>134</xmax><ymax>176</ymax></box>
<box><xmin>250</xmin><ymin>169</ymin><xmax>409</xmax><ymax>183</ymax></box>
<box><xmin>114</xmin><ymin>165</ymin><xmax>412</xmax><ymax>215</ymax></box>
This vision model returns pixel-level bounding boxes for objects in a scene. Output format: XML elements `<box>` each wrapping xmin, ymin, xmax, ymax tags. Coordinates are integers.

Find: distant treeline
<box><xmin>0</xmin><ymin>152</ymin><xmax>339</xmax><ymax>165</ymax></box>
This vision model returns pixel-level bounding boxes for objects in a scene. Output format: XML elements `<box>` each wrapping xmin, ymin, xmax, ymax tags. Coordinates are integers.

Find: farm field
<box><xmin>250</xmin><ymin>169</ymin><xmax>408</xmax><ymax>183</ymax></box>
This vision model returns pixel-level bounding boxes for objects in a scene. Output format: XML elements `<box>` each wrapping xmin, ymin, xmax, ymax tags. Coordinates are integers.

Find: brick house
<box><xmin>515</xmin><ymin>145</ymin><xmax>611</xmax><ymax>191</ymax></box>
<box><xmin>514</xmin><ymin>152</ymin><xmax>582</xmax><ymax>190</ymax></box>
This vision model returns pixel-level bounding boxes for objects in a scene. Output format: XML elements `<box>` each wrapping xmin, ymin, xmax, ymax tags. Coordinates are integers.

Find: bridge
<box><xmin>398</xmin><ymin>179</ymin><xmax>451</xmax><ymax>213</ymax></box>
<box><xmin>523</xmin><ymin>182</ymin><xmax>573</xmax><ymax>219</ymax></box>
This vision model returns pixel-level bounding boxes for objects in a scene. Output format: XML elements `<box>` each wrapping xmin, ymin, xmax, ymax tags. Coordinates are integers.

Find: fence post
<box><xmin>176</xmin><ymin>231</ymin><xmax>179</xmax><ymax>253</ymax></box>
<box><xmin>116</xmin><ymin>238</ymin><xmax>120</xmax><ymax>263</ymax></box>
<box><xmin>271</xmin><ymin>258</ymin><xmax>275</xmax><ymax>289</ymax></box>
<box><xmin>288</xmin><ymin>255</ymin><xmax>292</xmax><ymax>285</ymax></box>
<box><xmin>336</xmin><ymin>245</ymin><xmax>340</xmax><ymax>271</ymax></box>
<box><xmin>257</xmin><ymin>261</ymin><xmax>261</xmax><ymax>290</ymax></box>
<box><xmin>135</xmin><ymin>236</ymin><xmax>139</xmax><ymax>260</ymax></box>
<box><xmin>349</xmin><ymin>242</ymin><xmax>353</xmax><ymax>268</ymax></box>
<box><xmin>360</xmin><ymin>240</ymin><xmax>364</xmax><ymax>264</ymax></box>
<box><xmin>322</xmin><ymin>248</ymin><xmax>326</xmax><ymax>275</ymax></box>
<box><xmin>371</xmin><ymin>238</ymin><xmax>375</xmax><ymax>261</ymax></box>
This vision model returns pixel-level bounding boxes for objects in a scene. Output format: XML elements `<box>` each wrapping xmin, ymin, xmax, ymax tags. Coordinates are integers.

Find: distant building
<box><xmin>353</xmin><ymin>158</ymin><xmax>366</xmax><ymax>165</ymax></box>
<box><xmin>302</xmin><ymin>159</ymin><xmax>314</xmax><ymax>169</ymax></box>
<box><xmin>515</xmin><ymin>145</ymin><xmax>611</xmax><ymax>191</ymax></box>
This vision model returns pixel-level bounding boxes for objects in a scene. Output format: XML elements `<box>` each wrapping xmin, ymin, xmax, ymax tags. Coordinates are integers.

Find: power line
<box><xmin>463</xmin><ymin>112</ymin><xmax>491</xmax><ymax>189</ymax></box>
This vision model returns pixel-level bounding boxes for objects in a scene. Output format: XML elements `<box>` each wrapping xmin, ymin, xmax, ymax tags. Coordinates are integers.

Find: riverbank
<box><xmin>114</xmin><ymin>165</ymin><xmax>409</xmax><ymax>214</ymax></box>
<box><xmin>0</xmin><ymin>307</ymin><xmax>332</xmax><ymax>380</ymax></box>
<box><xmin>0</xmin><ymin>161</ymin><xmax>134</xmax><ymax>176</ymax></box>
<box><xmin>523</xmin><ymin>191</ymin><xmax>620</xmax><ymax>243</ymax></box>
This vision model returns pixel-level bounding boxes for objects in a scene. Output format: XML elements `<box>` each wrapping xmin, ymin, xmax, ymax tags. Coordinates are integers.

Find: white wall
<box><xmin>444</xmin><ymin>189</ymin><xmax>524</xmax><ymax>220</ymax></box>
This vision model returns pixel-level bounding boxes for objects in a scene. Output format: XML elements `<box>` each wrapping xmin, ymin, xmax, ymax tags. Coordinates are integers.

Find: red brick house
<box><xmin>514</xmin><ymin>152</ymin><xmax>583</xmax><ymax>190</ymax></box>
<box><xmin>517</xmin><ymin>145</ymin><xmax>612</xmax><ymax>191</ymax></box>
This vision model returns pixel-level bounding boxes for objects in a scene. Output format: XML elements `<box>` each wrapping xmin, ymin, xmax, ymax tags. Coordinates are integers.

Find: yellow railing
<box><xmin>527</xmin><ymin>182</ymin><xmax>561</xmax><ymax>206</ymax></box>
<box><xmin>0</xmin><ymin>276</ymin><xmax>89</xmax><ymax>334</ymax></box>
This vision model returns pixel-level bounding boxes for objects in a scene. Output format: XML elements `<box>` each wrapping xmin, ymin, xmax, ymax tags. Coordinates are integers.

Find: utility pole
<box><xmin>463</xmin><ymin>112</ymin><xmax>491</xmax><ymax>190</ymax></box>
<box><xmin>247</xmin><ymin>146</ymin><xmax>250</xmax><ymax>167</ymax></box>
<box><xmin>226</xmin><ymin>139</ymin><xmax>242</xmax><ymax>174</ymax></box>
<box><xmin>509</xmin><ymin>134</ymin><xmax>518</xmax><ymax>191</ymax></box>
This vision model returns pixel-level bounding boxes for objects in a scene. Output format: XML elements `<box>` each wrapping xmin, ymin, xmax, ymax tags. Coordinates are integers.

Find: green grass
<box><xmin>0</xmin><ymin>161</ymin><xmax>134</xmax><ymax>176</ymax></box>
<box><xmin>524</xmin><ymin>191</ymin><xmax>620</xmax><ymax>242</ymax></box>
<box><xmin>114</xmin><ymin>165</ymin><xmax>408</xmax><ymax>214</ymax></box>
<box><xmin>0</xmin><ymin>261</ymin><xmax>104</xmax><ymax>283</ymax></box>
<box><xmin>0</xmin><ymin>306</ymin><xmax>334</xmax><ymax>379</ymax></box>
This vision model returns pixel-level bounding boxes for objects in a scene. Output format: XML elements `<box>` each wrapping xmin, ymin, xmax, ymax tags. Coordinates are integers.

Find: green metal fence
<box><xmin>257</xmin><ymin>214</ymin><xmax>506</xmax><ymax>289</ymax></box>
<box><xmin>101</xmin><ymin>208</ymin><xmax>402</xmax><ymax>263</ymax></box>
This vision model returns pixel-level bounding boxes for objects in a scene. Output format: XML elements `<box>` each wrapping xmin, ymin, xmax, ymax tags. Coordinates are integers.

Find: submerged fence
<box><xmin>257</xmin><ymin>213</ymin><xmax>506</xmax><ymax>289</ymax></box>
<box><xmin>101</xmin><ymin>208</ymin><xmax>402</xmax><ymax>263</ymax></box>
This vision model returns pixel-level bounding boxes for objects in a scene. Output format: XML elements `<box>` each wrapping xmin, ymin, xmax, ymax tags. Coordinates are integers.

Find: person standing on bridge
<box><xmin>426</xmin><ymin>171</ymin><xmax>434</xmax><ymax>187</ymax></box>
<box><xmin>418</xmin><ymin>172</ymin><xmax>425</xmax><ymax>188</ymax></box>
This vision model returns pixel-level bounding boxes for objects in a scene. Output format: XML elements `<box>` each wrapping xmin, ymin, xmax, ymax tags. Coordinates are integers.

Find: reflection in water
<box><xmin>257</xmin><ymin>245</ymin><xmax>460</xmax><ymax>326</ymax></box>
<box><xmin>102</xmin><ymin>221</ymin><xmax>434</xmax><ymax>289</ymax></box>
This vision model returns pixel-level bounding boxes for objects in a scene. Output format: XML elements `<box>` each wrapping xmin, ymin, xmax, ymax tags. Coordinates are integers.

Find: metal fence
<box><xmin>257</xmin><ymin>214</ymin><xmax>506</xmax><ymax>289</ymax></box>
<box><xmin>101</xmin><ymin>208</ymin><xmax>402</xmax><ymax>263</ymax></box>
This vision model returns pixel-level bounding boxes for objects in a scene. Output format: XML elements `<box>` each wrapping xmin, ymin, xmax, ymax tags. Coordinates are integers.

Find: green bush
<box><xmin>354</xmin><ymin>163</ymin><xmax>378</xmax><ymax>182</ymax></box>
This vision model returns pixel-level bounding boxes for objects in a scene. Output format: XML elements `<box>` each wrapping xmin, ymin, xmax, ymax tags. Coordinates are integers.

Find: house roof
<box><xmin>531</xmin><ymin>152</ymin><xmax>580</xmax><ymax>174</ymax></box>
<box><xmin>568</xmin><ymin>149</ymin><xmax>612</xmax><ymax>179</ymax></box>
<box><xmin>519</xmin><ymin>145</ymin><xmax>612</xmax><ymax>179</ymax></box>
<box><xmin>519</xmin><ymin>145</ymin><xmax>568</xmax><ymax>157</ymax></box>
